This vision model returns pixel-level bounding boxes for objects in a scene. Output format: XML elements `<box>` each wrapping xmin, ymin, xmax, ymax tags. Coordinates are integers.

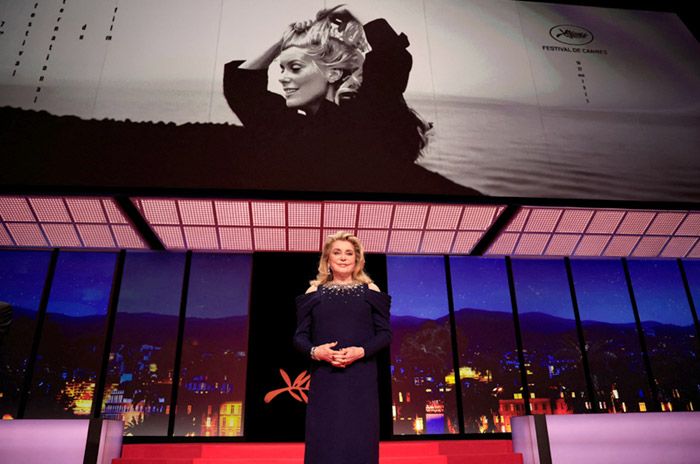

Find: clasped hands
<box><xmin>313</xmin><ymin>341</ymin><xmax>364</xmax><ymax>368</ymax></box>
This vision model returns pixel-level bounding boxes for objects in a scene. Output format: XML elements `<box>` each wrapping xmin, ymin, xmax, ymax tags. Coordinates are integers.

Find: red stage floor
<box><xmin>115</xmin><ymin>440</ymin><xmax>523</xmax><ymax>464</ymax></box>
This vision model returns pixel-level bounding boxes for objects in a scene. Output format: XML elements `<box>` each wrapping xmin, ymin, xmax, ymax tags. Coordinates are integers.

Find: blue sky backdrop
<box><xmin>449</xmin><ymin>256</ymin><xmax>511</xmax><ymax>313</ymax></box>
<box><xmin>46</xmin><ymin>252</ymin><xmax>116</xmax><ymax>317</ymax></box>
<box><xmin>387</xmin><ymin>256</ymin><xmax>448</xmax><ymax>320</ymax></box>
<box><xmin>0</xmin><ymin>250</ymin><xmax>51</xmax><ymax>311</ymax></box>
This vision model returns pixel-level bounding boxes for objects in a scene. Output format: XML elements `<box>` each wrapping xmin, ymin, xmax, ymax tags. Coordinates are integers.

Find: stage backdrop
<box><xmin>1</xmin><ymin>249</ymin><xmax>699</xmax><ymax>438</ymax></box>
<box><xmin>1</xmin><ymin>0</ymin><xmax>699</xmax><ymax>200</ymax></box>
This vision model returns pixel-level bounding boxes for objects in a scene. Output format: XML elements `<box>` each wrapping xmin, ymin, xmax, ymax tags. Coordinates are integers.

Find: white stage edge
<box><xmin>512</xmin><ymin>412</ymin><xmax>700</xmax><ymax>464</ymax></box>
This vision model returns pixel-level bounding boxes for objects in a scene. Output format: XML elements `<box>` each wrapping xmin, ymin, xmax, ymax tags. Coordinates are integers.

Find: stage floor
<box><xmin>115</xmin><ymin>440</ymin><xmax>522</xmax><ymax>463</ymax></box>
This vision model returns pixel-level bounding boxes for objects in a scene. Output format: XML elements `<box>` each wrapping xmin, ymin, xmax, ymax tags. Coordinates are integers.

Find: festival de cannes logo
<box><xmin>549</xmin><ymin>25</ymin><xmax>594</xmax><ymax>45</ymax></box>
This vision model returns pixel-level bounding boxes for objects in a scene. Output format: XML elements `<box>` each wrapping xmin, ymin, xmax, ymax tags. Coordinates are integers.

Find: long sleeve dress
<box><xmin>294</xmin><ymin>283</ymin><xmax>392</xmax><ymax>464</ymax></box>
<box><xmin>222</xmin><ymin>19</ymin><xmax>481</xmax><ymax>196</ymax></box>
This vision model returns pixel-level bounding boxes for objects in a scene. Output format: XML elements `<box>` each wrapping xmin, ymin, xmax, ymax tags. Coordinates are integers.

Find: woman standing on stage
<box><xmin>294</xmin><ymin>231</ymin><xmax>391</xmax><ymax>464</ymax></box>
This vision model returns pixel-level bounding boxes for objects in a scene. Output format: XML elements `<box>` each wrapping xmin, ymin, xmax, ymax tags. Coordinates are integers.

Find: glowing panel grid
<box><xmin>131</xmin><ymin>199</ymin><xmax>505</xmax><ymax>254</ymax></box>
<box><xmin>4</xmin><ymin>197</ymin><xmax>698</xmax><ymax>258</ymax></box>
<box><xmin>486</xmin><ymin>207</ymin><xmax>700</xmax><ymax>258</ymax></box>
<box><xmin>0</xmin><ymin>196</ymin><xmax>147</xmax><ymax>249</ymax></box>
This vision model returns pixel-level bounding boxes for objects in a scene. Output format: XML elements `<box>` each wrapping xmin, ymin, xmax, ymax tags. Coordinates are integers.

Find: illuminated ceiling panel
<box><xmin>154</xmin><ymin>226</ymin><xmax>185</xmax><ymax>248</ymax></box>
<box><xmin>603</xmin><ymin>235</ymin><xmax>641</xmax><ymax>257</ymax></box>
<box><xmin>393</xmin><ymin>204</ymin><xmax>428</xmax><ymax>229</ymax></box>
<box><xmin>460</xmin><ymin>206</ymin><xmax>501</xmax><ymax>230</ymax></box>
<box><xmin>586</xmin><ymin>210</ymin><xmax>625</xmax><ymax>234</ymax></box>
<box><xmin>524</xmin><ymin>209</ymin><xmax>562</xmax><ymax>233</ymax></box>
<box><xmin>77</xmin><ymin>224</ymin><xmax>114</xmax><ymax>248</ymax></box>
<box><xmin>3</xmin><ymin>196</ymin><xmax>698</xmax><ymax>258</ymax></box>
<box><xmin>545</xmin><ymin>234</ymin><xmax>581</xmax><ymax>256</ymax></box>
<box><xmin>387</xmin><ymin>230</ymin><xmax>422</xmax><ymax>254</ymax></box>
<box><xmin>661</xmin><ymin>237</ymin><xmax>697</xmax><ymax>258</ymax></box>
<box><xmin>183</xmin><ymin>226</ymin><xmax>218</xmax><ymax>249</ymax></box>
<box><xmin>616</xmin><ymin>211</ymin><xmax>655</xmax><ymax>235</ymax></box>
<box><xmin>66</xmin><ymin>198</ymin><xmax>108</xmax><ymax>223</ymax></box>
<box><xmin>103</xmin><ymin>200</ymin><xmax>129</xmax><ymax>224</ymax></box>
<box><xmin>646</xmin><ymin>212</ymin><xmax>685</xmax><ymax>235</ymax></box>
<box><xmin>141</xmin><ymin>199</ymin><xmax>180</xmax><ymax>225</ymax></box>
<box><xmin>0</xmin><ymin>197</ymin><xmax>35</xmax><ymax>221</ymax></box>
<box><xmin>689</xmin><ymin>241</ymin><xmax>700</xmax><ymax>258</ymax></box>
<box><xmin>288</xmin><ymin>203</ymin><xmax>321</xmax><ymax>228</ymax></box>
<box><xmin>7</xmin><ymin>223</ymin><xmax>47</xmax><ymax>247</ymax></box>
<box><xmin>126</xmin><ymin>199</ymin><xmax>505</xmax><ymax>254</ymax></box>
<box><xmin>29</xmin><ymin>197</ymin><xmax>72</xmax><ymax>222</ymax></box>
<box><xmin>631</xmin><ymin>236</ymin><xmax>669</xmax><ymax>257</ymax></box>
<box><xmin>219</xmin><ymin>227</ymin><xmax>253</xmax><ymax>251</ymax></box>
<box><xmin>0</xmin><ymin>226</ymin><xmax>12</xmax><ymax>246</ymax></box>
<box><xmin>556</xmin><ymin>209</ymin><xmax>594</xmax><ymax>233</ymax></box>
<box><xmin>254</xmin><ymin>228</ymin><xmax>286</xmax><ymax>251</ymax></box>
<box><xmin>514</xmin><ymin>233</ymin><xmax>550</xmax><ymax>255</ymax></box>
<box><xmin>452</xmin><ymin>231</ymin><xmax>483</xmax><ymax>254</ymax></box>
<box><xmin>574</xmin><ymin>235</ymin><xmax>611</xmax><ymax>256</ymax></box>
<box><xmin>676</xmin><ymin>214</ymin><xmax>700</xmax><ymax>235</ymax></box>
<box><xmin>426</xmin><ymin>205</ymin><xmax>462</xmax><ymax>230</ymax></box>
<box><xmin>505</xmin><ymin>209</ymin><xmax>529</xmax><ymax>232</ymax></box>
<box><xmin>357</xmin><ymin>229</ymin><xmax>390</xmax><ymax>253</ymax></box>
<box><xmin>179</xmin><ymin>200</ymin><xmax>216</xmax><ymax>226</ymax></box>
<box><xmin>42</xmin><ymin>223</ymin><xmax>82</xmax><ymax>247</ymax></box>
<box><xmin>487</xmin><ymin>206</ymin><xmax>700</xmax><ymax>259</ymax></box>
<box><xmin>251</xmin><ymin>202</ymin><xmax>285</xmax><ymax>227</ymax></box>
<box><xmin>486</xmin><ymin>233</ymin><xmax>519</xmax><ymax>255</ymax></box>
<box><xmin>112</xmin><ymin>225</ymin><xmax>147</xmax><ymax>249</ymax></box>
<box><xmin>421</xmin><ymin>231</ymin><xmax>455</xmax><ymax>254</ymax></box>
<box><xmin>358</xmin><ymin>203</ymin><xmax>393</xmax><ymax>229</ymax></box>
<box><xmin>324</xmin><ymin>202</ymin><xmax>357</xmax><ymax>229</ymax></box>
<box><xmin>214</xmin><ymin>200</ymin><xmax>250</xmax><ymax>226</ymax></box>
<box><xmin>288</xmin><ymin>228</ymin><xmax>320</xmax><ymax>252</ymax></box>
<box><xmin>0</xmin><ymin>196</ymin><xmax>146</xmax><ymax>249</ymax></box>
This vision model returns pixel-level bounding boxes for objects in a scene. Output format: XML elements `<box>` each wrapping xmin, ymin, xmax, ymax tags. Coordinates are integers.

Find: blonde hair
<box><xmin>310</xmin><ymin>231</ymin><xmax>373</xmax><ymax>287</ymax></box>
<box><xmin>281</xmin><ymin>6</ymin><xmax>368</xmax><ymax>76</ymax></box>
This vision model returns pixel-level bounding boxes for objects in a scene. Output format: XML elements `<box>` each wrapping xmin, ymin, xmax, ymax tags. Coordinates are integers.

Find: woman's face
<box><xmin>278</xmin><ymin>47</ymin><xmax>330</xmax><ymax>114</ymax></box>
<box><xmin>327</xmin><ymin>240</ymin><xmax>357</xmax><ymax>278</ymax></box>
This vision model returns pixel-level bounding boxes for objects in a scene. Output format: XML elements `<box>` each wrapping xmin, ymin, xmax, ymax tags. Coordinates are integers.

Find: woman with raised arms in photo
<box><xmin>293</xmin><ymin>231</ymin><xmax>391</xmax><ymax>464</ymax></box>
<box><xmin>223</xmin><ymin>5</ymin><xmax>480</xmax><ymax>195</ymax></box>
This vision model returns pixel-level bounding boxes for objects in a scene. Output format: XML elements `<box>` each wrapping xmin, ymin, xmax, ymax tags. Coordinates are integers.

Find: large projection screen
<box><xmin>1</xmin><ymin>0</ymin><xmax>698</xmax><ymax>201</ymax></box>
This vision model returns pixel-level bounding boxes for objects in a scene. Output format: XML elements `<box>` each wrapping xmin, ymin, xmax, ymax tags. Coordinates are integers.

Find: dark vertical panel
<box><xmin>173</xmin><ymin>253</ymin><xmax>252</xmax><ymax>437</ymax></box>
<box><xmin>627</xmin><ymin>259</ymin><xmax>700</xmax><ymax>412</ymax></box>
<box><xmin>679</xmin><ymin>260</ymin><xmax>700</xmax><ymax>343</ymax></box>
<box><xmin>449</xmin><ymin>256</ymin><xmax>523</xmax><ymax>433</ymax></box>
<box><xmin>244</xmin><ymin>252</ymin><xmax>318</xmax><ymax>441</ymax></box>
<box><xmin>388</xmin><ymin>256</ymin><xmax>458</xmax><ymax>436</ymax></box>
<box><xmin>167</xmin><ymin>251</ymin><xmax>193</xmax><ymax>437</ymax></box>
<box><xmin>18</xmin><ymin>249</ymin><xmax>58</xmax><ymax>419</ymax></box>
<box><xmin>100</xmin><ymin>251</ymin><xmax>185</xmax><ymax>436</ymax></box>
<box><xmin>510</xmin><ymin>258</ymin><xmax>588</xmax><ymax>415</ymax></box>
<box><xmin>443</xmin><ymin>257</ymin><xmax>465</xmax><ymax>435</ymax></box>
<box><xmin>24</xmin><ymin>251</ymin><xmax>116</xmax><ymax>418</ymax></box>
<box><xmin>569</xmin><ymin>259</ymin><xmax>651</xmax><ymax>413</ymax></box>
<box><xmin>92</xmin><ymin>250</ymin><xmax>125</xmax><ymax>418</ymax></box>
<box><xmin>621</xmin><ymin>258</ymin><xmax>659</xmax><ymax>412</ymax></box>
<box><xmin>563</xmin><ymin>258</ymin><xmax>596</xmax><ymax>412</ymax></box>
<box><xmin>366</xmin><ymin>254</ymin><xmax>392</xmax><ymax>441</ymax></box>
<box><xmin>0</xmin><ymin>250</ymin><xmax>52</xmax><ymax>418</ymax></box>
<box><xmin>505</xmin><ymin>257</ymin><xmax>531</xmax><ymax>417</ymax></box>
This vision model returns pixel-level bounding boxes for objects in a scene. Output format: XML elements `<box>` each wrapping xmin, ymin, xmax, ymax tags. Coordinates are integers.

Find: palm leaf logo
<box><xmin>264</xmin><ymin>369</ymin><xmax>311</xmax><ymax>403</ymax></box>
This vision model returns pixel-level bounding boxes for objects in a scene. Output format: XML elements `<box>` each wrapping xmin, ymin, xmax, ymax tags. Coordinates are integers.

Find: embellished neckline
<box><xmin>323</xmin><ymin>281</ymin><xmax>364</xmax><ymax>290</ymax></box>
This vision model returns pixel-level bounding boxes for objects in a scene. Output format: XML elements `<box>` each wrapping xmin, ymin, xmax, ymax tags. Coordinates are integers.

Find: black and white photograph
<box><xmin>1</xmin><ymin>0</ymin><xmax>699</xmax><ymax>199</ymax></box>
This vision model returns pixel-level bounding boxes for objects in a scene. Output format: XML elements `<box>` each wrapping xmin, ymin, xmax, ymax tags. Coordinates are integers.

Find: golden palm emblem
<box><xmin>264</xmin><ymin>369</ymin><xmax>311</xmax><ymax>403</ymax></box>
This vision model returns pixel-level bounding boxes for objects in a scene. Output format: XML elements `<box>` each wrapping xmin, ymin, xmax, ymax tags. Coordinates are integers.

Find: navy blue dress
<box><xmin>294</xmin><ymin>283</ymin><xmax>391</xmax><ymax>464</ymax></box>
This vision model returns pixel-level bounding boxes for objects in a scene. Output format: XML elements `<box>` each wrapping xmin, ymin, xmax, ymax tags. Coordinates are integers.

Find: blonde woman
<box><xmin>294</xmin><ymin>231</ymin><xmax>391</xmax><ymax>464</ymax></box>
<box><xmin>223</xmin><ymin>6</ymin><xmax>436</xmax><ymax>165</ymax></box>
